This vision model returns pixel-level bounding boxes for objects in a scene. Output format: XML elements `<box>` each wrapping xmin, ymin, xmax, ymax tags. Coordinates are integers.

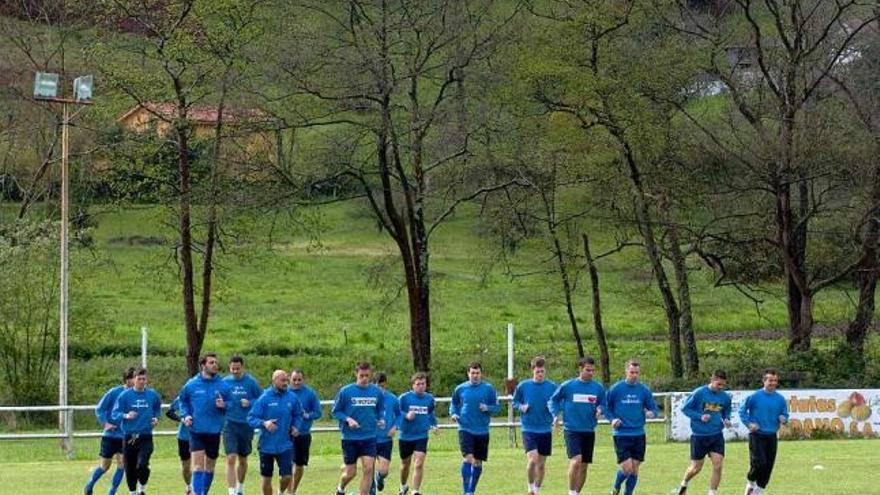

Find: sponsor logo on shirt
<box><xmin>352</xmin><ymin>397</ymin><xmax>378</xmax><ymax>407</ymax></box>
<box><xmin>408</xmin><ymin>405</ymin><xmax>429</xmax><ymax>414</ymax></box>
<box><xmin>703</xmin><ymin>402</ymin><xmax>724</xmax><ymax>413</ymax></box>
<box><xmin>573</xmin><ymin>394</ymin><xmax>598</xmax><ymax>404</ymax></box>
<box><xmin>621</xmin><ymin>394</ymin><xmax>641</xmax><ymax>404</ymax></box>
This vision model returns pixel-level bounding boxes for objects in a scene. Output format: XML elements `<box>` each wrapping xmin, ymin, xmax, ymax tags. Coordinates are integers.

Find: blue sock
<box><xmin>469</xmin><ymin>464</ymin><xmax>482</xmax><ymax>493</ymax></box>
<box><xmin>205</xmin><ymin>471</ymin><xmax>215</xmax><ymax>493</ymax></box>
<box><xmin>624</xmin><ymin>474</ymin><xmax>638</xmax><ymax>495</ymax></box>
<box><xmin>85</xmin><ymin>466</ymin><xmax>106</xmax><ymax>491</ymax></box>
<box><xmin>192</xmin><ymin>471</ymin><xmax>204</xmax><ymax>495</ymax></box>
<box><xmin>460</xmin><ymin>462</ymin><xmax>471</xmax><ymax>493</ymax></box>
<box><xmin>614</xmin><ymin>470</ymin><xmax>628</xmax><ymax>490</ymax></box>
<box><xmin>108</xmin><ymin>467</ymin><xmax>124</xmax><ymax>495</ymax></box>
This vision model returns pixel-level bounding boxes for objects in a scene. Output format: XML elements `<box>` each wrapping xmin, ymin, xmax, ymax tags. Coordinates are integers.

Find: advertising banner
<box><xmin>668</xmin><ymin>389</ymin><xmax>879</xmax><ymax>441</ymax></box>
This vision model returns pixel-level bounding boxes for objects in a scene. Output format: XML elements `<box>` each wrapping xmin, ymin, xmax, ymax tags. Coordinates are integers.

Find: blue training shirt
<box><xmin>223</xmin><ymin>373</ymin><xmax>262</xmax><ymax>425</ymax></box>
<box><xmin>179</xmin><ymin>373</ymin><xmax>233</xmax><ymax>434</ymax></box>
<box><xmin>549</xmin><ymin>378</ymin><xmax>606</xmax><ymax>432</ymax></box>
<box><xmin>604</xmin><ymin>380</ymin><xmax>658</xmax><ymax>437</ymax></box>
<box><xmin>291</xmin><ymin>385</ymin><xmax>322</xmax><ymax>435</ymax></box>
<box><xmin>96</xmin><ymin>385</ymin><xmax>126</xmax><ymax>439</ymax></box>
<box><xmin>512</xmin><ymin>379</ymin><xmax>557</xmax><ymax>433</ymax></box>
<box><xmin>376</xmin><ymin>389</ymin><xmax>401</xmax><ymax>444</ymax></box>
<box><xmin>450</xmin><ymin>381</ymin><xmax>501</xmax><ymax>435</ymax></box>
<box><xmin>331</xmin><ymin>383</ymin><xmax>385</xmax><ymax>441</ymax></box>
<box><xmin>111</xmin><ymin>388</ymin><xmax>162</xmax><ymax>435</ymax></box>
<box><xmin>682</xmin><ymin>385</ymin><xmax>732</xmax><ymax>437</ymax></box>
<box><xmin>739</xmin><ymin>388</ymin><xmax>789</xmax><ymax>435</ymax></box>
<box><xmin>169</xmin><ymin>396</ymin><xmax>189</xmax><ymax>441</ymax></box>
<box><xmin>398</xmin><ymin>390</ymin><xmax>437</xmax><ymax>441</ymax></box>
<box><xmin>247</xmin><ymin>386</ymin><xmax>303</xmax><ymax>454</ymax></box>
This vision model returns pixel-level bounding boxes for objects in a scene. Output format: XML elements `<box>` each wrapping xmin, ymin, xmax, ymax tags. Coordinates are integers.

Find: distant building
<box><xmin>117</xmin><ymin>102</ymin><xmax>279</xmax><ymax>164</ymax></box>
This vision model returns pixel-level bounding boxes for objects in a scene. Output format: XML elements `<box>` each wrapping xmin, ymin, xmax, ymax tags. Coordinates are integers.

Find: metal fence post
<box><xmin>63</xmin><ymin>406</ymin><xmax>75</xmax><ymax>459</ymax></box>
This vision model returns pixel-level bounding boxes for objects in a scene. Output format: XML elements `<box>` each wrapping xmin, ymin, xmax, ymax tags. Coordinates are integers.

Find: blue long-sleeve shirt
<box><xmin>376</xmin><ymin>389</ymin><xmax>400</xmax><ymax>443</ymax></box>
<box><xmin>111</xmin><ymin>388</ymin><xmax>162</xmax><ymax>435</ymax></box>
<box><xmin>223</xmin><ymin>373</ymin><xmax>262</xmax><ymax>425</ymax></box>
<box><xmin>291</xmin><ymin>385</ymin><xmax>322</xmax><ymax>434</ymax></box>
<box><xmin>179</xmin><ymin>373</ymin><xmax>233</xmax><ymax>434</ymax></box>
<box><xmin>247</xmin><ymin>386</ymin><xmax>303</xmax><ymax>454</ymax></box>
<box><xmin>169</xmin><ymin>396</ymin><xmax>189</xmax><ymax>441</ymax></box>
<box><xmin>331</xmin><ymin>383</ymin><xmax>385</xmax><ymax>441</ymax></box>
<box><xmin>739</xmin><ymin>388</ymin><xmax>789</xmax><ymax>435</ymax></box>
<box><xmin>604</xmin><ymin>380</ymin><xmax>658</xmax><ymax>437</ymax></box>
<box><xmin>96</xmin><ymin>385</ymin><xmax>126</xmax><ymax>439</ymax></box>
<box><xmin>549</xmin><ymin>378</ymin><xmax>606</xmax><ymax>432</ymax></box>
<box><xmin>450</xmin><ymin>381</ymin><xmax>500</xmax><ymax>435</ymax></box>
<box><xmin>682</xmin><ymin>385</ymin><xmax>732</xmax><ymax>436</ymax></box>
<box><xmin>513</xmin><ymin>379</ymin><xmax>557</xmax><ymax>433</ymax></box>
<box><xmin>398</xmin><ymin>391</ymin><xmax>437</xmax><ymax>441</ymax></box>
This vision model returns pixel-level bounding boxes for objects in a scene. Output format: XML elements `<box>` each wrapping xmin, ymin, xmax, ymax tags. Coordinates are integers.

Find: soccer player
<box><xmin>331</xmin><ymin>361</ymin><xmax>386</xmax><ymax>495</ymax></box>
<box><xmin>604</xmin><ymin>359</ymin><xmax>658</xmax><ymax>495</ymax></box>
<box><xmin>287</xmin><ymin>369</ymin><xmax>322</xmax><ymax>495</ymax></box>
<box><xmin>450</xmin><ymin>362</ymin><xmax>500</xmax><ymax>495</ymax></box>
<box><xmin>247</xmin><ymin>370</ymin><xmax>303</xmax><ymax>495</ymax></box>
<box><xmin>180</xmin><ymin>352</ymin><xmax>233</xmax><ymax>495</ymax></box>
<box><xmin>397</xmin><ymin>372</ymin><xmax>438</xmax><ymax>495</ymax></box>
<box><xmin>84</xmin><ymin>367</ymin><xmax>135</xmax><ymax>495</ymax></box>
<box><xmin>167</xmin><ymin>395</ymin><xmax>194</xmax><ymax>495</ymax></box>
<box><xmin>738</xmin><ymin>368</ymin><xmax>789</xmax><ymax>495</ymax></box>
<box><xmin>677</xmin><ymin>370</ymin><xmax>732</xmax><ymax>495</ymax></box>
<box><xmin>549</xmin><ymin>356</ymin><xmax>605</xmax><ymax>495</ymax></box>
<box><xmin>372</xmin><ymin>372</ymin><xmax>400</xmax><ymax>494</ymax></box>
<box><xmin>111</xmin><ymin>367</ymin><xmax>162</xmax><ymax>495</ymax></box>
<box><xmin>224</xmin><ymin>355</ymin><xmax>263</xmax><ymax>495</ymax></box>
<box><xmin>512</xmin><ymin>356</ymin><xmax>557</xmax><ymax>495</ymax></box>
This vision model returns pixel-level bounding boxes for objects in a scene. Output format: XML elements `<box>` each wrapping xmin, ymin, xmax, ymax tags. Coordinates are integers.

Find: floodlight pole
<box><xmin>59</xmin><ymin>101</ymin><xmax>71</xmax><ymax>458</ymax></box>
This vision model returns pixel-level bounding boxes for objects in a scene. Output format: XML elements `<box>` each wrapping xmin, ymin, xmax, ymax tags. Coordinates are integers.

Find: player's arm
<box><xmin>739</xmin><ymin>395</ymin><xmax>756</xmax><ymax>429</ymax></box>
<box><xmin>681</xmin><ymin>391</ymin><xmax>703</xmax><ymax>421</ymax></box>
<box><xmin>449</xmin><ymin>386</ymin><xmax>461</xmax><ymax>419</ymax></box>
<box><xmin>512</xmin><ymin>383</ymin><xmax>526</xmax><ymax>413</ymax></box>
<box><xmin>485</xmin><ymin>386</ymin><xmax>501</xmax><ymax>414</ymax></box>
<box><xmin>110</xmin><ymin>391</ymin><xmax>128</xmax><ymax>423</ymax></box>
<box><xmin>247</xmin><ymin>395</ymin><xmax>267</xmax><ymax>429</ymax></box>
<box><xmin>309</xmin><ymin>391</ymin><xmax>323</xmax><ymax>421</ymax></box>
<box><xmin>331</xmin><ymin>389</ymin><xmax>349</xmax><ymax>422</ymax></box>
<box><xmin>644</xmin><ymin>387</ymin><xmax>659</xmax><ymax>418</ymax></box>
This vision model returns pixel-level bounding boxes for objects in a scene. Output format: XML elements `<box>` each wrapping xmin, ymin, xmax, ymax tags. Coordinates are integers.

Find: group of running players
<box><xmin>82</xmin><ymin>353</ymin><xmax>789</xmax><ymax>495</ymax></box>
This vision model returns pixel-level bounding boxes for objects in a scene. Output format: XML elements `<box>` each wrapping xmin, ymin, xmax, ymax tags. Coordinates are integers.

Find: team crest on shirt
<box><xmin>352</xmin><ymin>397</ymin><xmax>378</xmax><ymax>407</ymax></box>
<box><xmin>572</xmin><ymin>394</ymin><xmax>598</xmax><ymax>404</ymax></box>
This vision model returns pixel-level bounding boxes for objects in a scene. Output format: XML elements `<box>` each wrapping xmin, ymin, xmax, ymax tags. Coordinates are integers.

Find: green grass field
<box><xmin>1</xmin><ymin>425</ymin><xmax>877</xmax><ymax>495</ymax></box>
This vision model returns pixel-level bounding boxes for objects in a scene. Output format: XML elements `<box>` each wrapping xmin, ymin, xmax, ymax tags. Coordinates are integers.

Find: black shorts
<box><xmin>376</xmin><ymin>440</ymin><xmax>393</xmax><ymax>460</ymax></box>
<box><xmin>691</xmin><ymin>433</ymin><xmax>725</xmax><ymax>460</ymax></box>
<box><xmin>178</xmin><ymin>439</ymin><xmax>191</xmax><ymax>461</ymax></box>
<box><xmin>613</xmin><ymin>435</ymin><xmax>646</xmax><ymax>463</ymax></box>
<box><xmin>341</xmin><ymin>439</ymin><xmax>377</xmax><ymax>466</ymax></box>
<box><xmin>259</xmin><ymin>450</ymin><xmax>293</xmax><ymax>477</ymax></box>
<box><xmin>293</xmin><ymin>433</ymin><xmax>312</xmax><ymax>466</ymax></box>
<box><xmin>564</xmin><ymin>430</ymin><xmax>595</xmax><ymax>462</ymax></box>
<box><xmin>99</xmin><ymin>436</ymin><xmax>124</xmax><ymax>459</ymax></box>
<box><xmin>189</xmin><ymin>432</ymin><xmax>221</xmax><ymax>459</ymax></box>
<box><xmin>522</xmin><ymin>431</ymin><xmax>552</xmax><ymax>456</ymax></box>
<box><xmin>399</xmin><ymin>438</ymin><xmax>429</xmax><ymax>459</ymax></box>
<box><xmin>224</xmin><ymin>421</ymin><xmax>255</xmax><ymax>456</ymax></box>
<box><xmin>458</xmin><ymin>431</ymin><xmax>489</xmax><ymax>461</ymax></box>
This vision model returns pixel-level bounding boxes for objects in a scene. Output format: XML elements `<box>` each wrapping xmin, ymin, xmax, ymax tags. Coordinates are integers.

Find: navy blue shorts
<box><xmin>564</xmin><ymin>430</ymin><xmax>595</xmax><ymax>461</ymax></box>
<box><xmin>399</xmin><ymin>438</ymin><xmax>429</xmax><ymax>459</ymax></box>
<box><xmin>613</xmin><ymin>435</ymin><xmax>646</xmax><ymax>463</ymax></box>
<box><xmin>259</xmin><ymin>449</ymin><xmax>293</xmax><ymax>477</ymax></box>
<box><xmin>522</xmin><ymin>431</ymin><xmax>552</xmax><ymax>456</ymax></box>
<box><xmin>224</xmin><ymin>421</ymin><xmax>255</xmax><ymax>456</ymax></box>
<box><xmin>178</xmin><ymin>439</ymin><xmax>191</xmax><ymax>461</ymax></box>
<box><xmin>458</xmin><ymin>431</ymin><xmax>489</xmax><ymax>461</ymax></box>
<box><xmin>342</xmin><ymin>439</ymin><xmax>377</xmax><ymax>465</ymax></box>
<box><xmin>189</xmin><ymin>432</ymin><xmax>221</xmax><ymax>459</ymax></box>
<box><xmin>376</xmin><ymin>440</ymin><xmax>393</xmax><ymax>460</ymax></box>
<box><xmin>293</xmin><ymin>433</ymin><xmax>312</xmax><ymax>466</ymax></box>
<box><xmin>99</xmin><ymin>436</ymin><xmax>124</xmax><ymax>458</ymax></box>
<box><xmin>690</xmin><ymin>433</ymin><xmax>725</xmax><ymax>460</ymax></box>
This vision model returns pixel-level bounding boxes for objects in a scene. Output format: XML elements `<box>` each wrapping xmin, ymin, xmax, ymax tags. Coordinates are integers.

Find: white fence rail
<box><xmin>0</xmin><ymin>393</ymin><xmax>673</xmax><ymax>456</ymax></box>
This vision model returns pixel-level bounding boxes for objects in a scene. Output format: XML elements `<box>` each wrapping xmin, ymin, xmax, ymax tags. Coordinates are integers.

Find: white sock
<box><xmin>229</xmin><ymin>489</ymin><xmax>237</xmax><ymax>495</ymax></box>
<box><xmin>708</xmin><ymin>489</ymin><xmax>718</xmax><ymax>495</ymax></box>
<box><xmin>569</xmin><ymin>490</ymin><xmax>579</xmax><ymax>495</ymax></box>
<box><xmin>237</xmin><ymin>481</ymin><xmax>244</xmax><ymax>492</ymax></box>
<box><xmin>130</xmin><ymin>491</ymin><xmax>137</xmax><ymax>495</ymax></box>
<box><xmin>529</xmin><ymin>483</ymin><xmax>537</xmax><ymax>493</ymax></box>
<box><xmin>533</xmin><ymin>483</ymin><xmax>541</xmax><ymax>494</ymax></box>
<box><xmin>399</xmin><ymin>484</ymin><xmax>408</xmax><ymax>494</ymax></box>
<box><xmin>681</xmin><ymin>478</ymin><xmax>689</xmax><ymax>487</ymax></box>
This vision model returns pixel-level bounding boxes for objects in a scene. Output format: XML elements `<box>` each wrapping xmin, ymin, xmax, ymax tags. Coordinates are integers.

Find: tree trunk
<box><xmin>177</xmin><ymin>121</ymin><xmax>201</xmax><ymax>376</ymax></box>
<box><xmin>405</xmin><ymin>258</ymin><xmax>432</xmax><ymax>373</ymax></box>
<box><xmin>583</xmin><ymin>233</ymin><xmax>611</xmax><ymax>385</ymax></box>
<box><xmin>612</xmin><ymin>130</ymin><xmax>683</xmax><ymax>377</ymax></box>
<box><xmin>552</xmin><ymin>232</ymin><xmax>585</xmax><ymax>358</ymax></box>
<box><xmin>667</xmin><ymin>217</ymin><xmax>699</xmax><ymax>375</ymax></box>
